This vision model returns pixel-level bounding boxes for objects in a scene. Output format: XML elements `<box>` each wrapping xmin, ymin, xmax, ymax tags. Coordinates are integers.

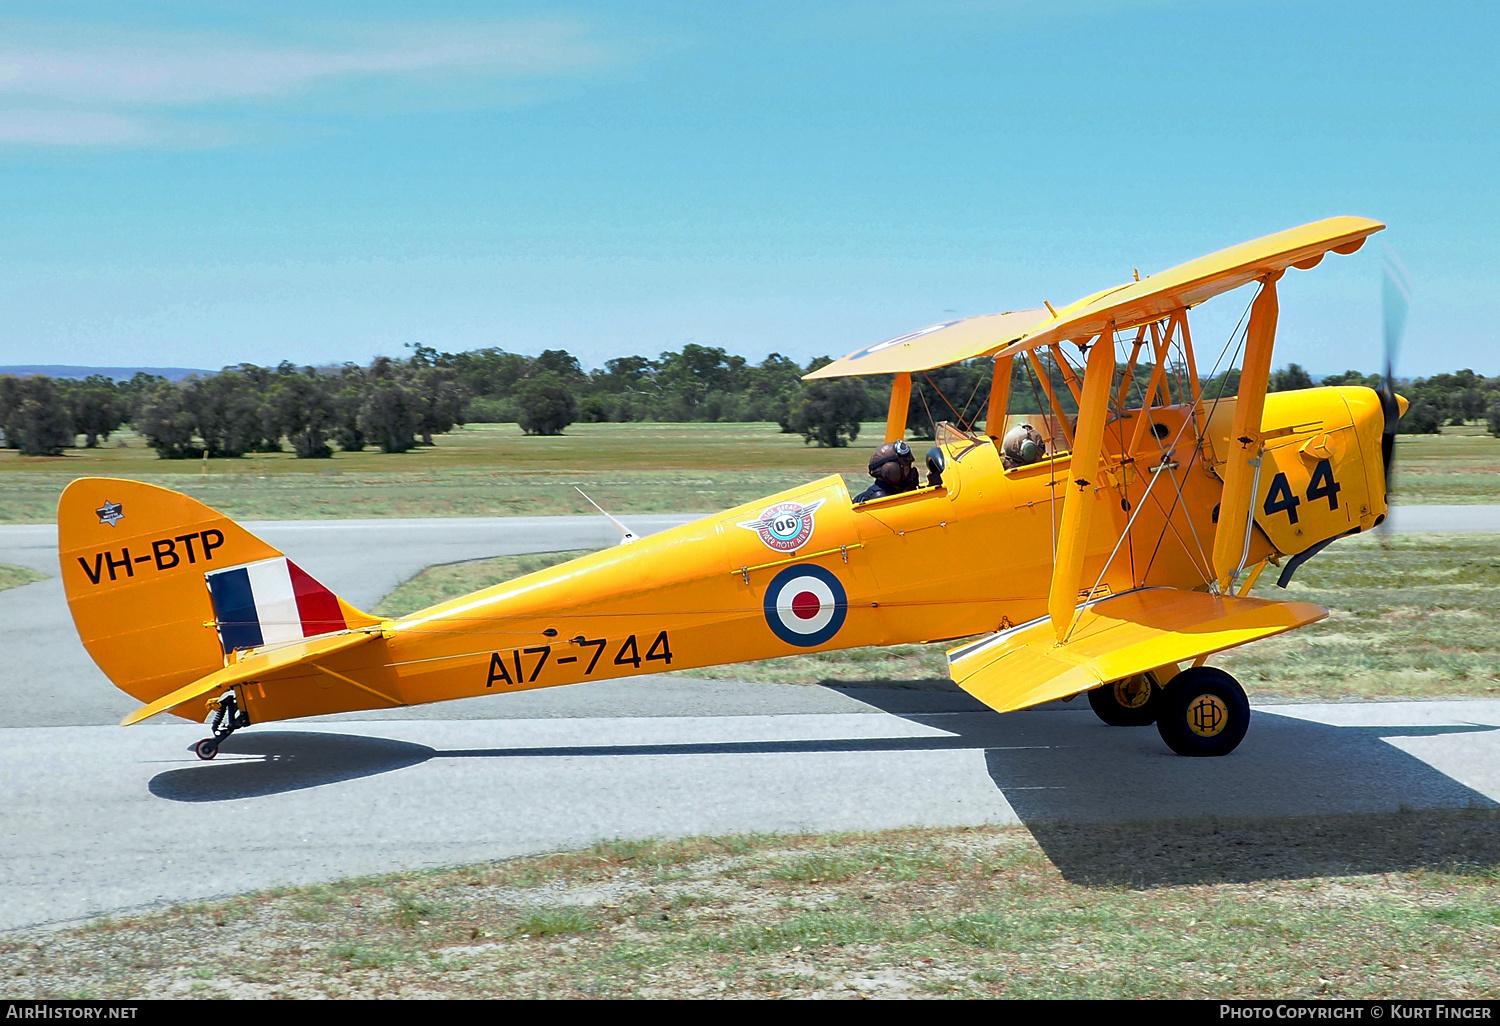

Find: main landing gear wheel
<box><xmin>1087</xmin><ymin>673</ymin><xmax>1163</xmax><ymax>726</ymax></box>
<box><xmin>1155</xmin><ymin>666</ymin><xmax>1250</xmax><ymax>757</ymax></box>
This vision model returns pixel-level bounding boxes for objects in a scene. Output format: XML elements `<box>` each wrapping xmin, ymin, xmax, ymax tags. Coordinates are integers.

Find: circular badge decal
<box><xmin>763</xmin><ymin>564</ymin><xmax>848</xmax><ymax>647</ymax></box>
<box><xmin>1188</xmin><ymin>694</ymin><xmax>1229</xmax><ymax>737</ymax></box>
<box><xmin>738</xmin><ymin>498</ymin><xmax>824</xmax><ymax>553</ymax></box>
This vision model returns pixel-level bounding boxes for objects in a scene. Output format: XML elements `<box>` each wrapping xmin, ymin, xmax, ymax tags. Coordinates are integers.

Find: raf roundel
<box><xmin>763</xmin><ymin>564</ymin><xmax>848</xmax><ymax>647</ymax></box>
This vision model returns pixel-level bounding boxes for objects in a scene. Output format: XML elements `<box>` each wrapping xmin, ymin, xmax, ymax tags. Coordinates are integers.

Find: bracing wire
<box><xmin>917</xmin><ymin>383</ymin><xmax>937</xmax><ymax>439</ymax></box>
<box><xmin>1202</xmin><ymin>290</ymin><xmax>1259</xmax><ymax>415</ymax></box>
<box><xmin>921</xmin><ymin>370</ymin><xmax>966</xmax><ymax>427</ymax></box>
<box><xmin>955</xmin><ymin>367</ymin><xmax>987</xmax><ymax>431</ymax></box>
<box><xmin>1065</xmin><ymin>300</ymin><xmax>1264</xmax><ymax>635</ymax></box>
<box><xmin>1134</xmin><ymin>291</ymin><xmax>1260</xmax><ymax>586</ymax></box>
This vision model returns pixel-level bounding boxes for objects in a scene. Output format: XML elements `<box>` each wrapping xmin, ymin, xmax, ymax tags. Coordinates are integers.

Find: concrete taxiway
<box><xmin>4</xmin><ymin>692</ymin><xmax>1498</xmax><ymax>931</ymax></box>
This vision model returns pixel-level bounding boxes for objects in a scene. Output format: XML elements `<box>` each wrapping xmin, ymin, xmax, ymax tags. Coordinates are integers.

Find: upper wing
<box><xmin>997</xmin><ymin>216</ymin><xmax>1384</xmax><ymax>357</ymax></box>
<box><xmin>1030</xmin><ymin>217</ymin><xmax>1383</xmax><ymax>617</ymax></box>
<box><xmin>947</xmin><ymin>587</ymin><xmax>1326</xmax><ymax>715</ymax></box>
<box><xmin>806</xmin><ymin>217</ymin><xmax>1383</xmax><ymax>382</ymax></box>
<box><xmin>802</xmin><ymin>309</ymin><xmax>1048</xmax><ymax>380</ymax></box>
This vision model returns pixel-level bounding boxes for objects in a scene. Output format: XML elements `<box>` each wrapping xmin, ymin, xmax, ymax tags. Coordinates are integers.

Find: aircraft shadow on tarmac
<box><xmin>149</xmin><ymin>733</ymin><xmax>435</xmax><ymax>803</ymax></box>
<box><xmin>147</xmin><ymin>686</ymin><xmax>1500</xmax><ymax>887</ymax></box>
<box><xmin>845</xmin><ymin>686</ymin><xmax>1500</xmax><ymax>887</ymax></box>
<box><xmin>980</xmin><ymin>717</ymin><xmax>1500</xmax><ymax>888</ymax></box>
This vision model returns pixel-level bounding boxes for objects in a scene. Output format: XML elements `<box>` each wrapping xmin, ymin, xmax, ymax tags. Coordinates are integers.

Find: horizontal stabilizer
<box><xmin>947</xmin><ymin>588</ymin><xmax>1326</xmax><ymax>715</ymax></box>
<box><xmin>121</xmin><ymin>628</ymin><xmax>384</xmax><ymax>726</ymax></box>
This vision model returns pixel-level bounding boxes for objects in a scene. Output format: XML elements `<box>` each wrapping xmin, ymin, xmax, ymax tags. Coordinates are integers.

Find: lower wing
<box><xmin>947</xmin><ymin>587</ymin><xmax>1326</xmax><ymax>714</ymax></box>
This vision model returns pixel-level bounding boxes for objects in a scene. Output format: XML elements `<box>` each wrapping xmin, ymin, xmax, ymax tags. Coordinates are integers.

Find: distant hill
<box><xmin>0</xmin><ymin>365</ymin><xmax>214</xmax><ymax>382</ymax></box>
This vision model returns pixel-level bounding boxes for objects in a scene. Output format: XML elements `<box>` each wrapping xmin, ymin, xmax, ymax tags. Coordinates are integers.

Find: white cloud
<box><xmin>0</xmin><ymin>108</ymin><xmax>149</xmax><ymax>145</ymax></box>
<box><xmin>0</xmin><ymin>19</ymin><xmax>628</xmax><ymax>146</ymax></box>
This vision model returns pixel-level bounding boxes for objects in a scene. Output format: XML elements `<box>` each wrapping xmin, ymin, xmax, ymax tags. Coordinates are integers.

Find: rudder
<box><xmin>58</xmin><ymin>478</ymin><xmax>377</xmax><ymax>718</ymax></box>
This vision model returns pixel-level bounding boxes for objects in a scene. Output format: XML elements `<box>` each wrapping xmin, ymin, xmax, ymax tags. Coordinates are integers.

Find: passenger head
<box><xmin>1002</xmin><ymin>424</ymin><xmax>1046</xmax><ymax>467</ymax></box>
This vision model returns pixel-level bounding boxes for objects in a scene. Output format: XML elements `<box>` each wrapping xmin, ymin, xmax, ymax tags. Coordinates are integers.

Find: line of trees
<box><xmin>0</xmin><ymin>356</ymin><xmax>465</xmax><ymax>458</ymax></box>
<box><xmin>0</xmin><ymin>343</ymin><xmax>1494</xmax><ymax>459</ymax></box>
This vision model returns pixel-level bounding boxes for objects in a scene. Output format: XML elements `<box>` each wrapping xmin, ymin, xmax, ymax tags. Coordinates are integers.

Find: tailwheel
<box><xmin>187</xmin><ymin>689</ymin><xmax>251</xmax><ymax>761</ymax></box>
<box><xmin>1087</xmin><ymin>673</ymin><xmax>1163</xmax><ymax>726</ymax></box>
<box><xmin>1155</xmin><ymin>666</ymin><xmax>1250</xmax><ymax>757</ymax></box>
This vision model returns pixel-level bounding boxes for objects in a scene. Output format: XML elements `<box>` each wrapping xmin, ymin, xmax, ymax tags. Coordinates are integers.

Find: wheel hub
<box><xmin>1187</xmin><ymin>694</ymin><xmax>1229</xmax><ymax>737</ymax></box>
<box><xmin>1113</xmin><ymin>676</ymin><xmax>1153</xmax><ymax>710</ymax></box>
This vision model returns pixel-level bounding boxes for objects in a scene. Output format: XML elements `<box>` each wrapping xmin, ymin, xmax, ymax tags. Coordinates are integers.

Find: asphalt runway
<box><xmin>1385</xmin><ymin>505</ymin><xmax>1500</xmax><ymax>532</ymax></box>
<box><xmin>2</xmin><ymin>507</ymin><xmax>1499</xmax><ymax>931</ymax></box>
<box><xmin>5</xmin><ymin>697</ymin><xmax>1499</xmax><ymax>931</ymax></box>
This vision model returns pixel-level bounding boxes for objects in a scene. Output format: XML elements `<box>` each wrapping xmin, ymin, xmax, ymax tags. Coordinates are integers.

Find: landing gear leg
<box><xmin>191</xmin><ymin>690</ymin><xmax>251</xmax><ymax>761</ymax></box>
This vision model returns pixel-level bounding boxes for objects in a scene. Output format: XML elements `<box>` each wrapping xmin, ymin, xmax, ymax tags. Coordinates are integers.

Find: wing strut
<box><xmin>1210</xmin><ymin>274</ymin><xmax>1280</xmax><ymax>588</ymax></box>
<box><xmin>1046</xmin><ymin>326</ymin><xmax>1118</xmax><ymax>642</ymax></box>
<box><xmin>885</xmin><ymin>372</ymin><xmax>912</xmax><ymax>442</ymax></box>
<box><xmin>984</xmin><ymin>355</ymin><xmax>1013</xmax><ymax>439</ymax></box>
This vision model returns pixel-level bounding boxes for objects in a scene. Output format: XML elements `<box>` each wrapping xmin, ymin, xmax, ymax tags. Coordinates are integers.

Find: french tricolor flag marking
<box><xmin>205</xmin><ymin>557</ymin><xmax>347</xmax><ymax>655</ymax></box>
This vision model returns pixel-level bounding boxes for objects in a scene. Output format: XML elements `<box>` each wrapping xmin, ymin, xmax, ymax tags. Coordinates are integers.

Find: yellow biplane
<box><xmin>58</xmin><ymin>216</ymin><xmax>1404</xmax><ymax>760</ymax></box>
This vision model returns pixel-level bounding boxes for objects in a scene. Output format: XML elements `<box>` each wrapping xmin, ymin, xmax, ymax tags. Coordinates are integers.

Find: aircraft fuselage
<box><xmin>231</xmin><ymin>386</ymin><xmax>1388</xmax><ymax>725</ymax></box>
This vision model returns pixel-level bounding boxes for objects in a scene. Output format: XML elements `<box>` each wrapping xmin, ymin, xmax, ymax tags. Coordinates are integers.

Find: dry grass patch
<box><xmin>1390</xmin><ymin>427</ymin><xmax>1500</xmax><ymax>505</ymax></box>
<box><xmin>0</xmin><ymin>422</ymin><xmax>876</xmax><ymax>523</ymax></box>
<box><xmin>0</xmin><ymin>564</ymin><xmax>47</xmax><ymax>593</ymax></box>
<box><xmin>2</xmin><ymin>420</ymin><xmax>1491</xmax><ymax>524</ymax></box>
<box><xmin>6</xmin><ymin>820</ymin><xmax>1500</xmax><ymax>999</ymax></box>
<box><xmin>1221</xmin><ymin>532</ymin><xmax>1500</xmax><ymax>700</ymax></box>
<box><xmin>375</xmin><ymin>550</ymin><xmax>599</xmax><ymax>618</ymax></box>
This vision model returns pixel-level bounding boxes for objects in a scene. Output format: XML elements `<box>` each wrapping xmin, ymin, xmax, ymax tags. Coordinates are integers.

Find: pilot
<box><xmin>853</xmin><ymin>440</ymin><xmax>920</xmax><ymax>503</ymax></box>
<box><xmin>1001</xmin><ymin>423</ymin><xmax>1047</xmax><ymax>469</ymax></box>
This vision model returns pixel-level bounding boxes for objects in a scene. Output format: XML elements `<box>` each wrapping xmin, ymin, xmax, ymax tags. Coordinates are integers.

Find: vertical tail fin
<box><xmin>59</xmin><ymin>478</ymin><xmax>378</xmax><ymax>716</ymax></box>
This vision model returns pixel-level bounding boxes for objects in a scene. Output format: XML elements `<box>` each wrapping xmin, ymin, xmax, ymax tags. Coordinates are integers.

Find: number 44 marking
<box><xmin>612</xmin><ymin>631</ymin><xmax>673</xmax><ymax>669</ymax></box>
<box><xmin>1263</xmin><ymin>458</ymin><xmax>1341</xmax><ymax>526</ymax></box>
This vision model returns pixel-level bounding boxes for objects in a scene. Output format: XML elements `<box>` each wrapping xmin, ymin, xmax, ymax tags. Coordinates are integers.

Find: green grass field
<box><xmin>0</xmin><ymin>420</ymin><xmax>1493</xmax><ymax>523</ymax></box>
<box><xmin>1224</xmin><ymin>532</ymin><xmax>1500</xmax><ymax>699</ymax></box>
<box><xmin>1386</xmin><ymin>425</ymin><xmax>1500</xmax><ymax>504</ymax></box>
<box><xmin>0</xmin><ymin>422</ymin><xmax>875</xmax><ymax>523</ymax></box>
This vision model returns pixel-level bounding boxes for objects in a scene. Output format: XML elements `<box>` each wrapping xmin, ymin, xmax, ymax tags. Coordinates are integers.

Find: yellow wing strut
<box><xmin>1046</xmin><ymin>327</ymin><xmax>1117</xmax><ymax>642</ymax></box>
<box><xmin>1211</xmin><ymin>275</ymin><xmax>1280</xmax><ymax>587</ymax></box>
<box><xmin>885</xmin><ymin>372</ymin><xmax>912</xmax><ymax>443</ymax></box>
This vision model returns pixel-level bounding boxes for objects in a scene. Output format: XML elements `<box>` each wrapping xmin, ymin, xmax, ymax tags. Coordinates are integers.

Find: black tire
<box><xmin>1087</xmin><ymin>673</ymin><xmax>1163</xmax><ymax>726</ymax></box>
<box><xmin>1155</xmin><ymin>666</ymin><xmax>1250</xmax><ymax>757</ymax></box>
<box><xmin>193</xmin><ymin>739</ymin><xmax>219</xmax><ymax>761</ymax></box>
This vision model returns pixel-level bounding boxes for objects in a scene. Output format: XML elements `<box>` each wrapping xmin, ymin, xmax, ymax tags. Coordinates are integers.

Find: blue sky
<box><xmin>0</xmin><ymin>1</ymin><xmax>1493</xmax><ymax>377</ymax></box>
